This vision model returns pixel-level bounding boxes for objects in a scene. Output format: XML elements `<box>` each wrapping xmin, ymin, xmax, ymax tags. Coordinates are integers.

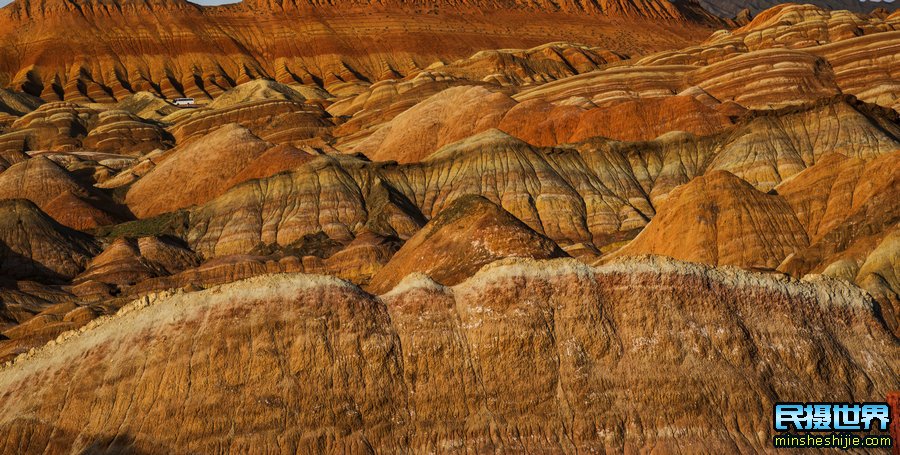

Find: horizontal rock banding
<box><xmin>0</xmin><ymin>257</ymin><xmax>895</xmax><ymax>453</ymax></box>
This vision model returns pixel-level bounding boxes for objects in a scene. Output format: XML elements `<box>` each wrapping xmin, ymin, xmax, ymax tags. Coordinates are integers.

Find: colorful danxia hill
<box><xmin>0</xmin><ymin>0</ymin><xmax>898</xmax><ymax>453</ymax></box>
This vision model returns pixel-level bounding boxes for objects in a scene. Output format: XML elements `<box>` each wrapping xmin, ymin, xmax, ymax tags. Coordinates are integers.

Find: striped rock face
<box><xmin>0</xmin><ymin>0</ymin><xmax>720</xmax><ymax>103</ymax></box>
<box><xmin>0</xmin><ymin>3</ymin><xmax>897</xmax><ymax>452</ymax></box>
<box><xmin>0</xmin><ymin>258</ymin><xmax>896</xmax><ymax>453</ymax></box>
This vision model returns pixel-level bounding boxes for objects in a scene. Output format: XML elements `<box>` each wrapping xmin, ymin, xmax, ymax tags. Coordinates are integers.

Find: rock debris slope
<box><xmin>0</xmin><ymin>257</ymin><xmax>896</xmax><ymax>453</ymax></box>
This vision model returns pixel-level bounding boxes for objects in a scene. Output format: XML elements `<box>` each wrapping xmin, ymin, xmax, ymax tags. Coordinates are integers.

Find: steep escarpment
<box><xmin>0</xmin><ymin>257</ymin><xmax>895</xmax><ymax>453</ymax></box>
<box><xmin>0</xmin><ymin>0</ymin><xmax>719</xmax><ymax>102</ymax></box>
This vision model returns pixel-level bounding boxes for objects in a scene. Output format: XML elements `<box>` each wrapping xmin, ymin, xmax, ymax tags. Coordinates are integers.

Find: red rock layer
<box><xmin>125</xmin><ymin>124</ymin><xmax>273</xmax><ymax>218</ymax></box>
<box><xmin>0</xmin><ymin>0</ymin><xmax>719</xmax><ymax>102</ymax></box>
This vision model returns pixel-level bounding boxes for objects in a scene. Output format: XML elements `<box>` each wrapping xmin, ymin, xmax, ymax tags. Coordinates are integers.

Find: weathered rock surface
<box><xmin>0</xmin><ymin>156</ymin><xmax>120</xmax><ymax>229</ymax></box>
<box><xmin>0</xmin><ymin>102</ymin><xmax>171</xmax><ymax>157</ymax></box>
<box><xmin>0</xmin><ymin>199</ymin><xmax>99</xmax><ymax>281</ymax></box>
<box><xmin>699</xmin><ymin>1</ymin><xmax>899</xmax><ymax>19</ymax></box>
<box><xmin>81</xmin><ymin>109</ymin><xmax>173</xmax><ymax>156</ymax></box>
<box><xmin>426</xmin><ymin>42</ymin><xmax>626</xmax><ymax>87</ymax></box>
<box><xmin>170</xmin><ymin>99</ymin><xmax>332</xmax><ymax>146</ymax></box>
<box><xmin>707</xmin><ymin>97</ymin><xmax>900</xmax><ymax>191</ymax></box>
<box><xmin>125</xmin><ymin>124</ymin><xmax>273</xmax><ymax>218</ymax></box>
<box><xmin>206</xmin><ymin>79</ymin><xmax>310</xmax><ymax>110</ymax></box>
<box><xmin>0</xmin><ymin>7</ymin><xmax>896</xmax><ymax>451</ymax></box>
<box><xmin>74</xmin><ymin>236</ymin><xmax>200</xmax><ymax>287</ymax></box>
<box><xmin>615</xmin><ymin>170</ymin><xmax>809</xmax><ymax>269</ymax></box>
<box><xmin>0</xmin><ymin>257</ymin><xmax>895</xmax><ymax>453</ymax></box>
<box><xmin>0</xmin><ymin>88</ymin><xmax>42</xmax><ymax>126</ymax></box>
<box><xmin>323</xmin><ymin>230</ymin><xmax>401</xmax><ymax>285</ymax></box>
<box><xmin>367</xmin><ymin>195</ymin><xmax>566</xmax><ymax>293</ymax></box>
<box><xmin>189</xmin><ymin>96</ymin><xmax>898</xmax><ymax>262</ymax></box>
<box><xmin>509</xmin><ymin>6</ymin><xmax>900</xmax><ymax>120</ymax></box>
<box><xmin>500</xmin><ymin>94</ymin><xmax>735</xmax><ymax>145</ymax></box>
<box><xmin>113</xmin><ymin>92</ymin><xmax>179</xmax><ymax>120</ymax></box>
<box><xmin>0</xmin><ymin>281</ymin><xmax>73</xmax><ymax>333</ymax></box>
<box><xmin>353</xmin><ymin>85</ymin><xmax>518</xmax><ymax>163</ymax></box>
<box><xmin>0</xmin><ymin>0</ymin><xmax>719</xmax><ymax>102</ymax></box>
<box><xmin>0</xmin><ymin>300</ymin><xmax>95</xmax><ymax>363</ymax></box>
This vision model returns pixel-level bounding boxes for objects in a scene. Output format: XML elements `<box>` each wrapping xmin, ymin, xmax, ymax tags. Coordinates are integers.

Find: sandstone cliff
<box><xmin>0</xmin><ymin>0</ymin><xmax>719</xmax><ymax>102</ymax></box>
<box><xmin>0</xmin><ymin>257</ymin><xmax>895</xmax><ymax>453</ymax></box>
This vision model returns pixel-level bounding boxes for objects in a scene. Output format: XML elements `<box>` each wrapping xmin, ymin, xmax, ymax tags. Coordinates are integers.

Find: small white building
<box><xmin>172</xmin><ymin>97</ymin><xmax>195</xmax><ymax>106</ymax></box>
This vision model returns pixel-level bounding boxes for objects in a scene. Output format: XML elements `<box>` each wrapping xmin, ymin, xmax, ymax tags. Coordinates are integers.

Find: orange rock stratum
<box><xmin>0</xmin><ymin>1</ymin><xmax>898</xmax><ymax>453</ymax></box>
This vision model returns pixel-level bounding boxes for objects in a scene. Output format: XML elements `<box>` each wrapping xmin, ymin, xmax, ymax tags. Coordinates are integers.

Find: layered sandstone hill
<box><xmin>0</xmin><ymin>0</ymin><xmax>720</xmax><ymax>102</ymax></box>
<box><xmin>0</xmin><ymin>199</ymin><xmax>99</xmax><ymax>281</ymax></box>
<box><xmin>333</xmin><ymin>7</ymin><xmax>900</xmax><ymax>154</ymax></box>
<box><xmin>0</xmin><ymin>88</ymin><xmax>41</xmax><ymax>126</ymax></box>
<box><xmin>125</xmin><ymin>124</ymin><xmax>275</xmax><ymax>218</ymax></box>
<box><xmin>0</xmin><ymin>156</ymin><xmax>121</xmax><ymax>229</ymax></box>
<box><xmin>698</xmin><ymin>0</ymin><xmax>900</xmax><ymax>18</ymax></box>
<box><xmin>1</xmin><ymin>6</ymin><xmax>897</xmax><ymax>338</ymax></box>
<box><xmin>610</xmin><ymin>148</ymin><xmax>900</xmax><ymax>331</ymax></box>
<box><xmin>0</xmin><ymin>2</ymin><xmax>896</xmax><ymax>450</ymax></box>
<box><xmin>0</xmin><ymin>258</ymin><xmax>896</xmax><ymax>453</ymax></box>
<box><xmin>74</xmin><ymin>236</ymin><xmax>200</xmax><ymax>287</ymax></box>
<box><xmin>0</xmin><ymin>101</ymin><xmax>172</xmax><ymax>159</ymax></box>
<box><xmin>615</xmin><ymin>170</ymin><xmax>810</xmax><ymax>269</ymax></box>
<box><xmin>189</xmin><ymin>96</ymin><xmax>898</xmax><ymax>260</ymax></box>
<box><xmin>496</xmin><ymin>5</ymin><xmax>900</xmax><ymax>118</ymax></box>
<box><xmin>367</xmin><ymin>195</ymin><xmax>567</xmax><ymax>293</ymax></box>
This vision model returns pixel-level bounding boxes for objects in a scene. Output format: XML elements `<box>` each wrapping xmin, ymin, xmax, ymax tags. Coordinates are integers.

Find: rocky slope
<box><xmin>0</xmin><ymin>3</ymin><xmax>897</xmax><ymax>451</ymax></box>
<box><xmin>0</xmin><ymin>0</ymin><xmax>898</xmax><ymax>378</ymax></box>
<box><xmin>614</xmin><ymin>170</ymin><xmax>810</xmax><ymax>269</ymax></box>
<box><xmin>0</xmin><ymin>257</ymin><xmax>895</xmax><ymax>453</ymax></box>
<box><xmin>189</xmin><ymin>96</ymin><xmax>899</xmax><ymax>260</ymax></box>
<box><xmin>0</xmin><ymin>0</ymin><xmax>719</xmax><ymax>102</ymax></box>
<box><xmin>0</xmin><ymin>199</ymin><xmax>99</xmax><ymax>281</ymax></box>
<box><xmin>0</xmin><ymin>156</ymin><xmax>121</xmax><ymax>229</ymax></box>
<box><xmin>367</xmin><ymin>195</ymin><xmax>567</xmax><ymax>293</ymax></box>
<box><xmin>698</xmin><ymin>0</ymin><xmax>900</xmax><ymax>18</ymax></box>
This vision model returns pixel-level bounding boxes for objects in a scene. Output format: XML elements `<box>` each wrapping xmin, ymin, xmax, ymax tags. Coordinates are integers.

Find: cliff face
<box><xmin>0</xmin><ymin>257</ymin><xmax>895</xmax><ymax>454</ymax></box>
<box><xmin>0</xmin><ymin>0</ymin><xmax>718</xmax><ymax>102</ymax></box>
